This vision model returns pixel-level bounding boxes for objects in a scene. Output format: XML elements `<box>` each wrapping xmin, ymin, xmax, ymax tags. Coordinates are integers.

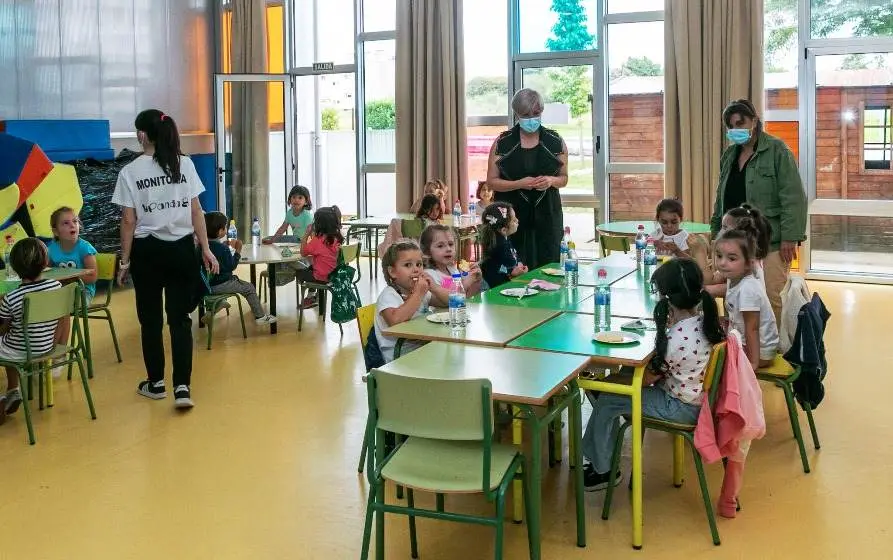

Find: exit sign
<box><xmin>312</xmin><ymin>62</ymin><xmax>335</xmax><ymax>72</ymax></box>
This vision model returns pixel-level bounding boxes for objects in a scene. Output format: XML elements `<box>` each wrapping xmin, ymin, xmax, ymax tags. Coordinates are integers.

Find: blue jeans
<box><xmin>582</xmin><ymin>385</ymin><xmax>700</xmax><ymax>474</ymax></box>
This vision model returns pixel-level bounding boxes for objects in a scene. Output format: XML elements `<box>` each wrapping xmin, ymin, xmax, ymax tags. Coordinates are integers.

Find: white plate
<box><xmin>426</xmin><ymin>312</ymin><xmax>470</xmax><ymax>324</ymax></box>
<box><xmin>500</xmin><ymin>287</ymin><xmax>539</xmax><ymax>298</ymax></box>
<box><xmin>592</xmin><ymin>331</ymin><xmax>641</xmax><ymax>345</ymax></box>
<box><xmin>541</xmin><ymin>267</ymin><xmax>565</xmax><ymax>276</ymax></box>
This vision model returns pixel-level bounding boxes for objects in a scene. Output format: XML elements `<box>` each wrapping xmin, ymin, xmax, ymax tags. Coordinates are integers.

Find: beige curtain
<box><xmin>395</xmin><ymin>0</ymin><xmax>468</xmax><ymax>212</ymax></box>
<box><xmin>230</xmin><ymin>0</ymin><xmax>269</xmax><ymax>232</ymax></box>
<box><xmin>664</xmin><ymin>0</ymin><xmax>764</xmax><ymax>222</ymax></box>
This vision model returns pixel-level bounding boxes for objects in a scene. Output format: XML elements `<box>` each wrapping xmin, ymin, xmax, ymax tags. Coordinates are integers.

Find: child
<box><xmin>204</xmin><ymin>212</ymin><xmax>277</xmax><ymax>325</ymax></box>
<box><xmin>476</xmin><ymin>180</ymin><xmax>493</xmax><ymax>214</ymax></box>
<box><xmin>706</xmin><ymin>204</ymin><xmax>772</xmax><ymax>296</ymax></box>
<box><xmin>416</xmin><ymin>194</ymin><xmax>444</xmax><ymax>224</ymax></box>
<box><xmin>0</xmin><ymin>239</ymin><xmax>63</xmax><ymax>419</ymax></box>
<box><xmin>582</xmin><ymin>258</ymin><xmax>725</xmax><ymax>490</ymax></box>
<box><xmin>714</xmin><ymin>229</ymin><xmax>779</xmax><ymax>370</ymax></box>
<box><xmin>374</xmin><ymin>240</ymin><xmax>431</xmax><ymax>363</ymax></box>
<box><xmin>297</xmin><ymin>207</ymin><xmax>343</xmax><ymax>308</ymax></box>
<box><xmin>47</xmin><ymin>207</ymin><xmax>99</xmax><ymax>366</ymax></box>
<box><xmin>378</xmin><ymin>194</ymin><xmax>443</xmax><ymax>257</ymax></box>
<box><xmin>410</xmin><ymin>179</ymin><xmax>449</xmax><ymax>215</ymax></box>
<box><xmin>268</xmin><ymin>185</ymin><xmax>313</xmax><ymax>241</ymax></box>
<box><xmin>651</xmin><ymin>198</ymin><xmax>691</xmax><ymax>257</ymax></box>
<box><xmin>479</xmin><ymin>202</ymin><xmax>527</xmax><ymax>288</ymax></box>
<box><xmin>420</xmin><ymin>224</ymin><xmax>482</xmax><ymax>304</ymax></box>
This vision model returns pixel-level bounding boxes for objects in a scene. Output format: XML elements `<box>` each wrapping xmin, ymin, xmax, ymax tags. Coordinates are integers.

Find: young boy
<box><xmin>204</xmin><ymin>212</ymin><xmax>277</xmax><ymax>325</ymax></box>
<box><xmin>1</xmin><ymin>238</ymin><xmax>63</xmax><ymax>420</ymax></box>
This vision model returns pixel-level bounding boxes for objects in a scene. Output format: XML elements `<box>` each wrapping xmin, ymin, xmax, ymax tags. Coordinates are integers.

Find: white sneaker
<box><xmin>255</xmin><ymin>314</ymin><xmax>277</xmax><ymax>325</ymax></box>
<box><xmin>52</xmin><ymin>366</ymin><xmax>63</xmax><ymax>379</ymax></box>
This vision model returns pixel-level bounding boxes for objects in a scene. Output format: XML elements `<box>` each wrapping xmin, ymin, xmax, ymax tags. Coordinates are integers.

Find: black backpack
<box><xmin>363</xmin><ymin>324</ymin><xmax>385</xmax><ymax>370</ymax></box>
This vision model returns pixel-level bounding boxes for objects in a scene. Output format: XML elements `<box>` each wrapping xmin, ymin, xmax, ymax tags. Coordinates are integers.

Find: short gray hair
<box><xmin>511</xmin><ymin>88</ymin><xmax>544</xmax><ymax>117</ymax></box>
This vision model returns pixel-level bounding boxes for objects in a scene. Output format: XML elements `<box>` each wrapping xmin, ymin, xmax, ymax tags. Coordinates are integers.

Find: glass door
<box><xmin>214</xmin><ymin>74</ymin><xmax>294</xmax><ymax>237</ymax></box>
<box><xmin>804</xmin><ymin>49</ymin><xmax>893</xmax><ymax>281</ymax></box>
<box><xmin>514</xmin><ymin>59</ymin><xmax>605</xmax><ymax>255</ymax></box>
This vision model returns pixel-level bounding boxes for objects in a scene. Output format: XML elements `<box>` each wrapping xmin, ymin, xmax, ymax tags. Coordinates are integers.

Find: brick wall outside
<box><xmin>608</xmin><ymin>93</ymin><xmax>664</xmax><ymax>221</ymax></box>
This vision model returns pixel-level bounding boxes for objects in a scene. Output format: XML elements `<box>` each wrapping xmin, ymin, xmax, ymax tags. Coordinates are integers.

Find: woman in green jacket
<box><xmin>710</xmin><ymin>99</ymin><xmax>807</xmax><ymax>324</ymax></box>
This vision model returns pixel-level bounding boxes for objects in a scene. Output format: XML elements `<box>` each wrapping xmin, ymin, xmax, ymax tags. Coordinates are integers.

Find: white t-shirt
<box><xmin>425</xmin><ymin>265</ymin><xmax>460</xmax><ymax>289</ymax></box>
<box><xmin>112</xmin><ymin>154</ymin><xmax>204</xmax><ymax>241</ymax></box>
<box><xmin>659</xmin><ymin>315</ymin><xmax>714</xmax><ymax>406</ymax></box>
<box><xmin>374</xmin><ymin>286</ymin><xmax>432</xmax><ymax>364</ymax></box>
<box><xmin>651</xmin><ymin>228</ymin><xmax>689</xmax><ymax>253</ymax></box>
<box><xmin>725</xmin><ymin>274</ymin><xmax>779</xmax><ymax>361</ymax></box>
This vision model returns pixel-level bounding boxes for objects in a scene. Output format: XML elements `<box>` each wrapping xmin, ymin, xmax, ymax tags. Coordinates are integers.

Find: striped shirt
<box><xmin>0</xmin><ymin>279</ymin><xmax>62</xmax><ymax>356</ymax></box>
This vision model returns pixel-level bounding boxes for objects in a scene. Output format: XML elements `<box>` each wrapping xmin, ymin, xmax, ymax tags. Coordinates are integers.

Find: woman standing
<box><xmin>710</xmin><ymin>99</ymin><xmax>807</xmax><ymax>324</ymax></box>
<box><xmin>486</xmin><ymin>89</ymin><xmax>569</xmax><ymax>269</ymax></box>
<box><xmin>113</xmin><ymin>109</ymin><xmax>219</xmax><ymax>409</ymax></box>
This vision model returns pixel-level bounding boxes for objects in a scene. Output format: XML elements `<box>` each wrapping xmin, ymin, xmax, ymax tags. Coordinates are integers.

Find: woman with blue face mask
<box><xmin>710</xmin><ymin>98</ymin><xmax>807</xmax><ymax>326</ymax></box>
<box><xmin>485</xmin><ymin>88</ymin><xmax>569</xmax><ymax>269</ymax></box>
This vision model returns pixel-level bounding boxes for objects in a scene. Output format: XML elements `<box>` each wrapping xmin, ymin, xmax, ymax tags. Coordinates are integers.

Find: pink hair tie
<box><xmin>160</xmin><ymin>113</ymin><xmax>168</xmax><ymax>121</ymax></box>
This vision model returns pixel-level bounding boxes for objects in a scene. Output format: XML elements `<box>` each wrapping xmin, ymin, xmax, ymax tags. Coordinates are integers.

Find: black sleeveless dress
<box><xmin>492</xmin><ymin>124</ymin><xmax>565</xmax><ymax>269</ymax></box>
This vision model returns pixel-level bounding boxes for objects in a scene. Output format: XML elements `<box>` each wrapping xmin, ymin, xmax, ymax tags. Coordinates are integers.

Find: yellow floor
<box><xmin>2</xmin><ymin>264</ymin><xmax>890</xmax><ymax>559</ymax></box>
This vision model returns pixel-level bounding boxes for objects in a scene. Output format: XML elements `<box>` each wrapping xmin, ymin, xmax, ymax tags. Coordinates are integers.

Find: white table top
<box><xmin>239</xmin><ymin>244</ymin><xmax>304</xmax><ymax>265</ymax></box>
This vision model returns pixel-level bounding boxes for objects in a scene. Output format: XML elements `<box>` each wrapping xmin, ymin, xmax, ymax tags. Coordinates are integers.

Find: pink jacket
<box><xmin>695</xmin><ymin>331</ymin><xmax>766</xmax><ymax>464</ymax></box>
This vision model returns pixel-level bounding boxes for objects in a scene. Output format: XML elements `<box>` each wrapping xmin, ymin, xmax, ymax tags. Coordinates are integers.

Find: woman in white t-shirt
<box><xmin>113</xmin><ymin>109</ymin><xmax>219</xmax><ymax>409</ymax></box>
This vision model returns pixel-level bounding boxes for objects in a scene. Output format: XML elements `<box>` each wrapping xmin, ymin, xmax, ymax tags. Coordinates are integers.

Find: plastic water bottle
<box><xmin>227</xmin><ymin>220</ymin><xmax>238</xmax><ymax>242</ymax></box>
<box><xmin>564</xmin><ymin>241</ymin><xmax>578</xmax><ymax>289</ymax></box>
<box><xmin>635</xmin><ymin>224</ymin><xmax>647</xmax><ymax>263</ymax></box>
<box><xmin>4</xmin><ymin>238</ymin><xmax>17</xmax><ymax>280</ymax></box>
<box><xmin>469</xmin><ymin>197</ymin><xmax>476</xmax><ymax>216</ymax></box>
<box><xmin>452</xmin><ymin>199</ymin><xmax>462</xmax><ymax>226</ymax></box>
<box><xmin>448</xmin><ymin>272</ymin><xmax>467</xmax><ymax>332</ymax></box>
<box><xmin>594</xmin><ymin>268</ymin><xmax>611</xmax><ymax>331</ymax></box>
<box><xmin>644</xmin><ymin>236</ymin><xmax>658</xmax><ymax>266</ymax></box>
<box><xmin>251</xmin><ymin>217</ymin><xmax>261</xmax><ymax>246</ymax></box>
<box><xmin>559</xmin><ymin>226</ymin><xmax>571</xmax><ymax>268</ymax></box>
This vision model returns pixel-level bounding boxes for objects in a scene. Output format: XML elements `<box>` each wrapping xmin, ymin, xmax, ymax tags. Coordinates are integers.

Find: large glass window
<box><xmin>363</xmin><ymin>0</ymin><xmax>397</xmax><ymax>33</ymax></box>
<box><xmin>809</xmin><ymin>0</ymin><xmax>893</xmax><ymax>39</ymax></box>
<box><xmin>464</xmin><ymin>1</ymin><xmax>509</xmax><ymax>117</ymax></box>
<box><xmin>519</xmin><ymin>0</ymin><xmax>598</xmax><ymax>54</ymax></box>
<box><xmin>363</xmin><ymin>40</ymin><xmax>396</xmax><ymax>165</ymax></box>
<box><xmin>608</xmin><ymin>0</ymin><xmax>662</xmax><ymax>13</ymax></box>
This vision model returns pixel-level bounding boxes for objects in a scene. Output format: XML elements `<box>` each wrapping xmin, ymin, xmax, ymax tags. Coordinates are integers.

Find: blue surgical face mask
<box><xmin>726</xmin><ymin>127</ymin><xmax>752</xmax><ymax>145</ymax></box>
<box><xmin>519</xmin><ymin>117</ymin><xmax>541</xmax><ymax>133</ymax></box>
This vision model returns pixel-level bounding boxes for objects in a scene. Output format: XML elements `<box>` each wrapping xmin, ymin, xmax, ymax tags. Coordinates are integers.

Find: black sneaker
<box><xmin>137</xmin><ymin>380</ymin><xmax>166</xmax><ymax>400</ymax></box>
<box><xmin>584</xmin><ymin>467</ymin><xmax>623</xmax><ymax>492</ymax></box>
<box><xmin>5</xmin><ymin>388</ymin><xmax>23</xmax><ymax>414</ymax></box>
<box><xmin>174</xmin><ymin>385</ymin><xmax>194</xmax><ymax>409</ymax></box>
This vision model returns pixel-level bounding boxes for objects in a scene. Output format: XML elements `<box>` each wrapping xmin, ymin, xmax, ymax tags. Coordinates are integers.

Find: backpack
<box><xmin>363</xmin><ymin>323</ymin><xmax>385</xmax><ymax>370</ymax></box>
<box><xmin>329</xmin><ymin>249</ymin><xmax>361</xmax><ymax>324</ymax></box>
<box><xmin>779</xmin><ymin>275</ymin><xmax>810</xmax><ymax>354</ymax></box>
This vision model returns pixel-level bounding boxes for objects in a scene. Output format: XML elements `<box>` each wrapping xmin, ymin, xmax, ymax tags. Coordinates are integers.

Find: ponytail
<box><xmin>135</xmin><ymin>109</ymin><xmax>183</xmax><ymax>182</ymax></box>
<box><xmin>649</xmin><ymin>298</ymin><xmax>671</xmax><ymax>374</ymax></box>
<box><xmin>699</xmin><ymin>289</ymin><xmax>725</xmax><ymax>345</ymax></box>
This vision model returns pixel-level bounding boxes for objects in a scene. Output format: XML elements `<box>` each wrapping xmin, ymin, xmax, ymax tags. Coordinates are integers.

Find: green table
<box><xmin>597</xmin><ymin>220</ymin><xmax>712</xmax><ymax>237</ymax></box>
<box><xmin>610</xmin><ymin>264</ymin><xmax>656</xmax><ymax>290</ymax></box>
<box><xmin>469</xmin><ymin>284</ymin><xmax>595</xmax><ymax>311</ymax></box>
<box><xmin>568</xmin><ymin>287</ymin><xmax>659</xmax><ymax>319</ymax></box>
<box><xmin>509</xmin><ymin>312</ymin><xmax>656</xmax><ymax>549</ymax></box>
<box><xmin>381</xmin><ymin>303</ymin><xmax>558</xmax><ymax>348</ymax></box>
<box><xmin>378</xmin><ymin>342</ymin><xmax>588</xmax><ymax>557</ymax></box>
<box><xmin>516</xmin><ymin>257</ymin><xmax>636</xmax><ymax>287</ymax></box>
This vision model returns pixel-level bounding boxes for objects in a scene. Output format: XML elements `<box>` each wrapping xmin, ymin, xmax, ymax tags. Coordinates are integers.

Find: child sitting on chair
<box><xmin>204</xmin><ymin>212</ymin><xmax>277</xmax><ymax>326</ymax></box>
<box><xmin>296</xmin><ymin>207</ymin><xmax>344</xmax><ymax>309</ymax></box>
<box><xmin>0</xmin><ymin>238</ymin><xmax>63</xmax><ymax>423</ymax></box>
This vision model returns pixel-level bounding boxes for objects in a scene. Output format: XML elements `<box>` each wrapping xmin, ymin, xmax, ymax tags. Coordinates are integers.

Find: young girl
<box><xmin>268</xmin><ymin>185</ymin><xmax>313</xmax><ymax>241</ymax></box>
<box><xmin>297</xmin><ymin>207</ymin><xmax>343</xmax><ymax>308</ymax></box>
<box><xmin>476</xmin><ymin>181</ymin><xmax>493</xmax><ymax>214</ymax></box>
<box><xmin>377</xmin><ymin>194</ymin><xmax>444</xmax><ymax>257</ymax></box>
<box><xmin>714</xmin><ymin>229</ymin><xmax>779</xmax><ymax>370</ymax></box>
<box><xmin>420</xmin><ymin>224</ymin><xmax>482</xmax><ymax>304</ymax></box>
<box><xmin>706</xmin><ymin>204</ymin><xmax>771</xmax><ymax>296</ymax></box>
<box><xmin>479</xmin><ymin>202</ymin><xmax>527</xmax><ymax>288</ymax></box>
<box><xmin>651</xmin><ymin>198</ymin><xmax>691</xmax><ymax>257</ymax></box>
<box><xmin>410</xmin><ymin>179</ymin><xmax>449</xmax><ymax>215</ymax></box>
<box><xmin>582</xmin><ymin>258</ymin><xmax>725</xmax><ymax>490</ymax></box>
<box><xmin>374</xmin><ymin>240</ymin><xmax>432</xmax><ymax>363</ymax></box>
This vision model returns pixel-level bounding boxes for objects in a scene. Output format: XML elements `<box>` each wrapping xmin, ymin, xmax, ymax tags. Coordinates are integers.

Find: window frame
<box><xmin>860</xmin><ymin>103</ymin><xmax>893</xmax><ymax>172</ymax></box>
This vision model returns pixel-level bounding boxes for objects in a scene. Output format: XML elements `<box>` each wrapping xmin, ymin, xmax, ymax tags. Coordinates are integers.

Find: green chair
<box><xmin>602</xmin><ymin>342</ymin><xmax>727</xmax><ymax>546</ymax></box>
<box><xmin>356</xmin><ymin>303</ymin><xmax>377</xmax><ymax>474</ymax></box>
<box><xmin>297</xmin><ymin>242</ymin><xmax>362</xmax><ymax>334</ymax></box>
<box><xmin>85</xmin><ymin>253</ymin><xmax>122</xmax><ymax>362</ymax></box>
<box><xmin>599</xmin><ymin>234</ymin><xmax>631</xmax><ymax>257</ymax></box>
<box><xmin>756</xmin><ymin>355</ymin><xmax>819</xmax><ymax>474</ymax></box>
<box><xmin>202</xmin><ymin>293</ymin><xmax>247</xmax><ymax>350</ymax></box>
<box><xmin>361</xmin><ymin>370</ymin><xmax>533</xmax><ymax>560</ymax></box>
<box><xmin>0</xmin><ymin>283</ymin><xmax>96</xmax><ymax>445</ymax></box>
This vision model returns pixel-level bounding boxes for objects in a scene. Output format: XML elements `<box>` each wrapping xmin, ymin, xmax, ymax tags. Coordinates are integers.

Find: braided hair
<box><xmin>723</xmin><ymin>204</ymin><xmax>771</xmax><ymax>260</ymax></box>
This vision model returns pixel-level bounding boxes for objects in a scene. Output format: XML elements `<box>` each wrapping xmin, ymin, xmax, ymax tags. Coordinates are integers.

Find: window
<box><xmin>608</xmin><ymin>0</ymin><xmax>662</xmax><ymax>13</ymax></box>
<box><xmin>363</xmin><ymin>0</ymin><xmax>397</xmax><ymax>33</ymax></box>
<box><xmin>519</xmin><ymin>0</ymin><xmax>598</xmax><ymax>54</ymax></box>
<box><xmin>809</xmin><ymin>0</ymin><xmax>893</xmax><ymax>39</ymax></box>
<box><xmin>863</xmin><ymin>106</ymin><xmax>892</xmax><ymax>170</ymax></box>
<box><xmin>363</xmin><ymin>40</ymin><xmax>396</xmax><ymax>165</ymax></box>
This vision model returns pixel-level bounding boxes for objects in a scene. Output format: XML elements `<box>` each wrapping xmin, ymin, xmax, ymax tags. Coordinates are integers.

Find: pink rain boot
<box><xmin>718</xmin><ymin>459</ymin><xmax>744</xmax><ymax>518</ymax></box>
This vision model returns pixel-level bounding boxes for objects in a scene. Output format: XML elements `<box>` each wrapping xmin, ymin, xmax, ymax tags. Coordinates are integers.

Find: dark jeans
<box><xmin>131</xmin><ymin>235</ymin><xmax>198</xmax><ymax>387</ymax></box>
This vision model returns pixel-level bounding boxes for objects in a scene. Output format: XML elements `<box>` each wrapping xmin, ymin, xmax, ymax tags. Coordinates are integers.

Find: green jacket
<box><xmin>710</xmin><ymin>131</ymin><xmax>807</xmax><ymax>251</ymax></box>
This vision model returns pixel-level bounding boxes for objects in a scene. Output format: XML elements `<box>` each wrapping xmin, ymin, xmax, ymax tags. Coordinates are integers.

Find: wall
<box><xmin>608</xmin><ymin>92</ymin><xmax>664</xmax><ymax>221</ymax></box>
<box><xmin>0</xmin><ymin>0</ymin><xmax>215</xmax><ymax>133</ymax></box>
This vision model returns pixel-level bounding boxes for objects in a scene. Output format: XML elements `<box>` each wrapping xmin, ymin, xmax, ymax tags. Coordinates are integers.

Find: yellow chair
<box><xmin>85</xmin><ymin>253</ymin><xmax>122</xmax><ymax>362</ymax></box>
<box><xmin>356</xmin><ymin>304</ymin><xmax>376</xmax><ymax>473</ymax></box>
<box><xmin>756</xmin><ymin>354</ymin><xmax>819</xmax><ymax>474</ymax></box>
<box><xmin>600</xmin><ymin>234</ymin><xmax>631</xmax><ymax>257</ymax></box>
<box><xmin>602</xmin><ymin>342</ymin><xmax>728</xmax><ymax>546</ymax></box>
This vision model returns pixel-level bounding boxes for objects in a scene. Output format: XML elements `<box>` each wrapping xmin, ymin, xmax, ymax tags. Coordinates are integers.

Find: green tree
<box><xmin>545</xmin><ymin>0</ymin><xmax>594</xmax><ymax>52</ymax></box>
<box><xmin>548</xmin><ymin>67</ymin><xmax>591</xmax><ymax>118</ymax></box>
<box><xmin>840</xmin><ymin>53</ymin><xmax>869</xmax><ymax>70</ymax></box>
<box><xmin>365</xmin><ymin>99</ymin><xmax>395</xmax><ymax>129</ymax></box>
<box><xmin>321</xmin><ymin>108</ymin><xmax>339</xmax><ymax>131</ymax></box>
<box><xmin>465</xmin><ymin>76</ymin><xmax>508</xmax><ymax>97</ymax></box>
<box><xmin>611</xmin><ymin>56</ymin><xmax>663</xmax><ymax>79</ymax></box>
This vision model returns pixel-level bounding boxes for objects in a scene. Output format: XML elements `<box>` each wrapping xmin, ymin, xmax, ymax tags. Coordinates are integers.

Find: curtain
<box><xmin>664</xmin><ymin>0</ymin><xmax>764</xmax><ymax>222</ymax></box>
<box><xmin>230</xmin><ymin>0</ymin><xmax>269</xmax><ymax>232</ymax></box>
<box><xmin>395</xmin><ymin>0</ymin><xmax>468</xmax><ymax>212</ymax></box>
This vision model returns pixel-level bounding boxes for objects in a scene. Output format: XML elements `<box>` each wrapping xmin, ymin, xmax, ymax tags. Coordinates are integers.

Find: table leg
<box><xmin>570</xmin><ymin>385</ymin><xmax>585</xmax><ymax>547</ymax></box>
<box><xmin>528</xmin><ymin>411</ymin><xmax>543</xmax><ymax>560</ymax></box>
<box><xmin>512</xmin><ymin>405</ymin><xmax>524</xmax><ymax>523</ymax></box>
<box><xmin>80</xmin><ymin>286</ymin><xmax>94</xmax><ymax>379</ymax></box>
<box><xmin>673</xmin><ymin>435</ymin><xmax>685</xmax><ymax>487</ymax></box>
<box><xmin>268</xmin><ymin>264</ymin><xmax>278</xmax><ymax>334</ymax></box>
<box><xmin>249</xmin><ymin>264</ymin><xmax>257</xmax><ymax>287</ymax></box>
<box><xmin>630</xmin><ymin>365</ymin><xmax>645</xmax><ymax>549</ymax></box>
<box><xmin>373</xmin><ymin>228</ymin><xmax>380</xmax><ymax>279</ymax></box>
